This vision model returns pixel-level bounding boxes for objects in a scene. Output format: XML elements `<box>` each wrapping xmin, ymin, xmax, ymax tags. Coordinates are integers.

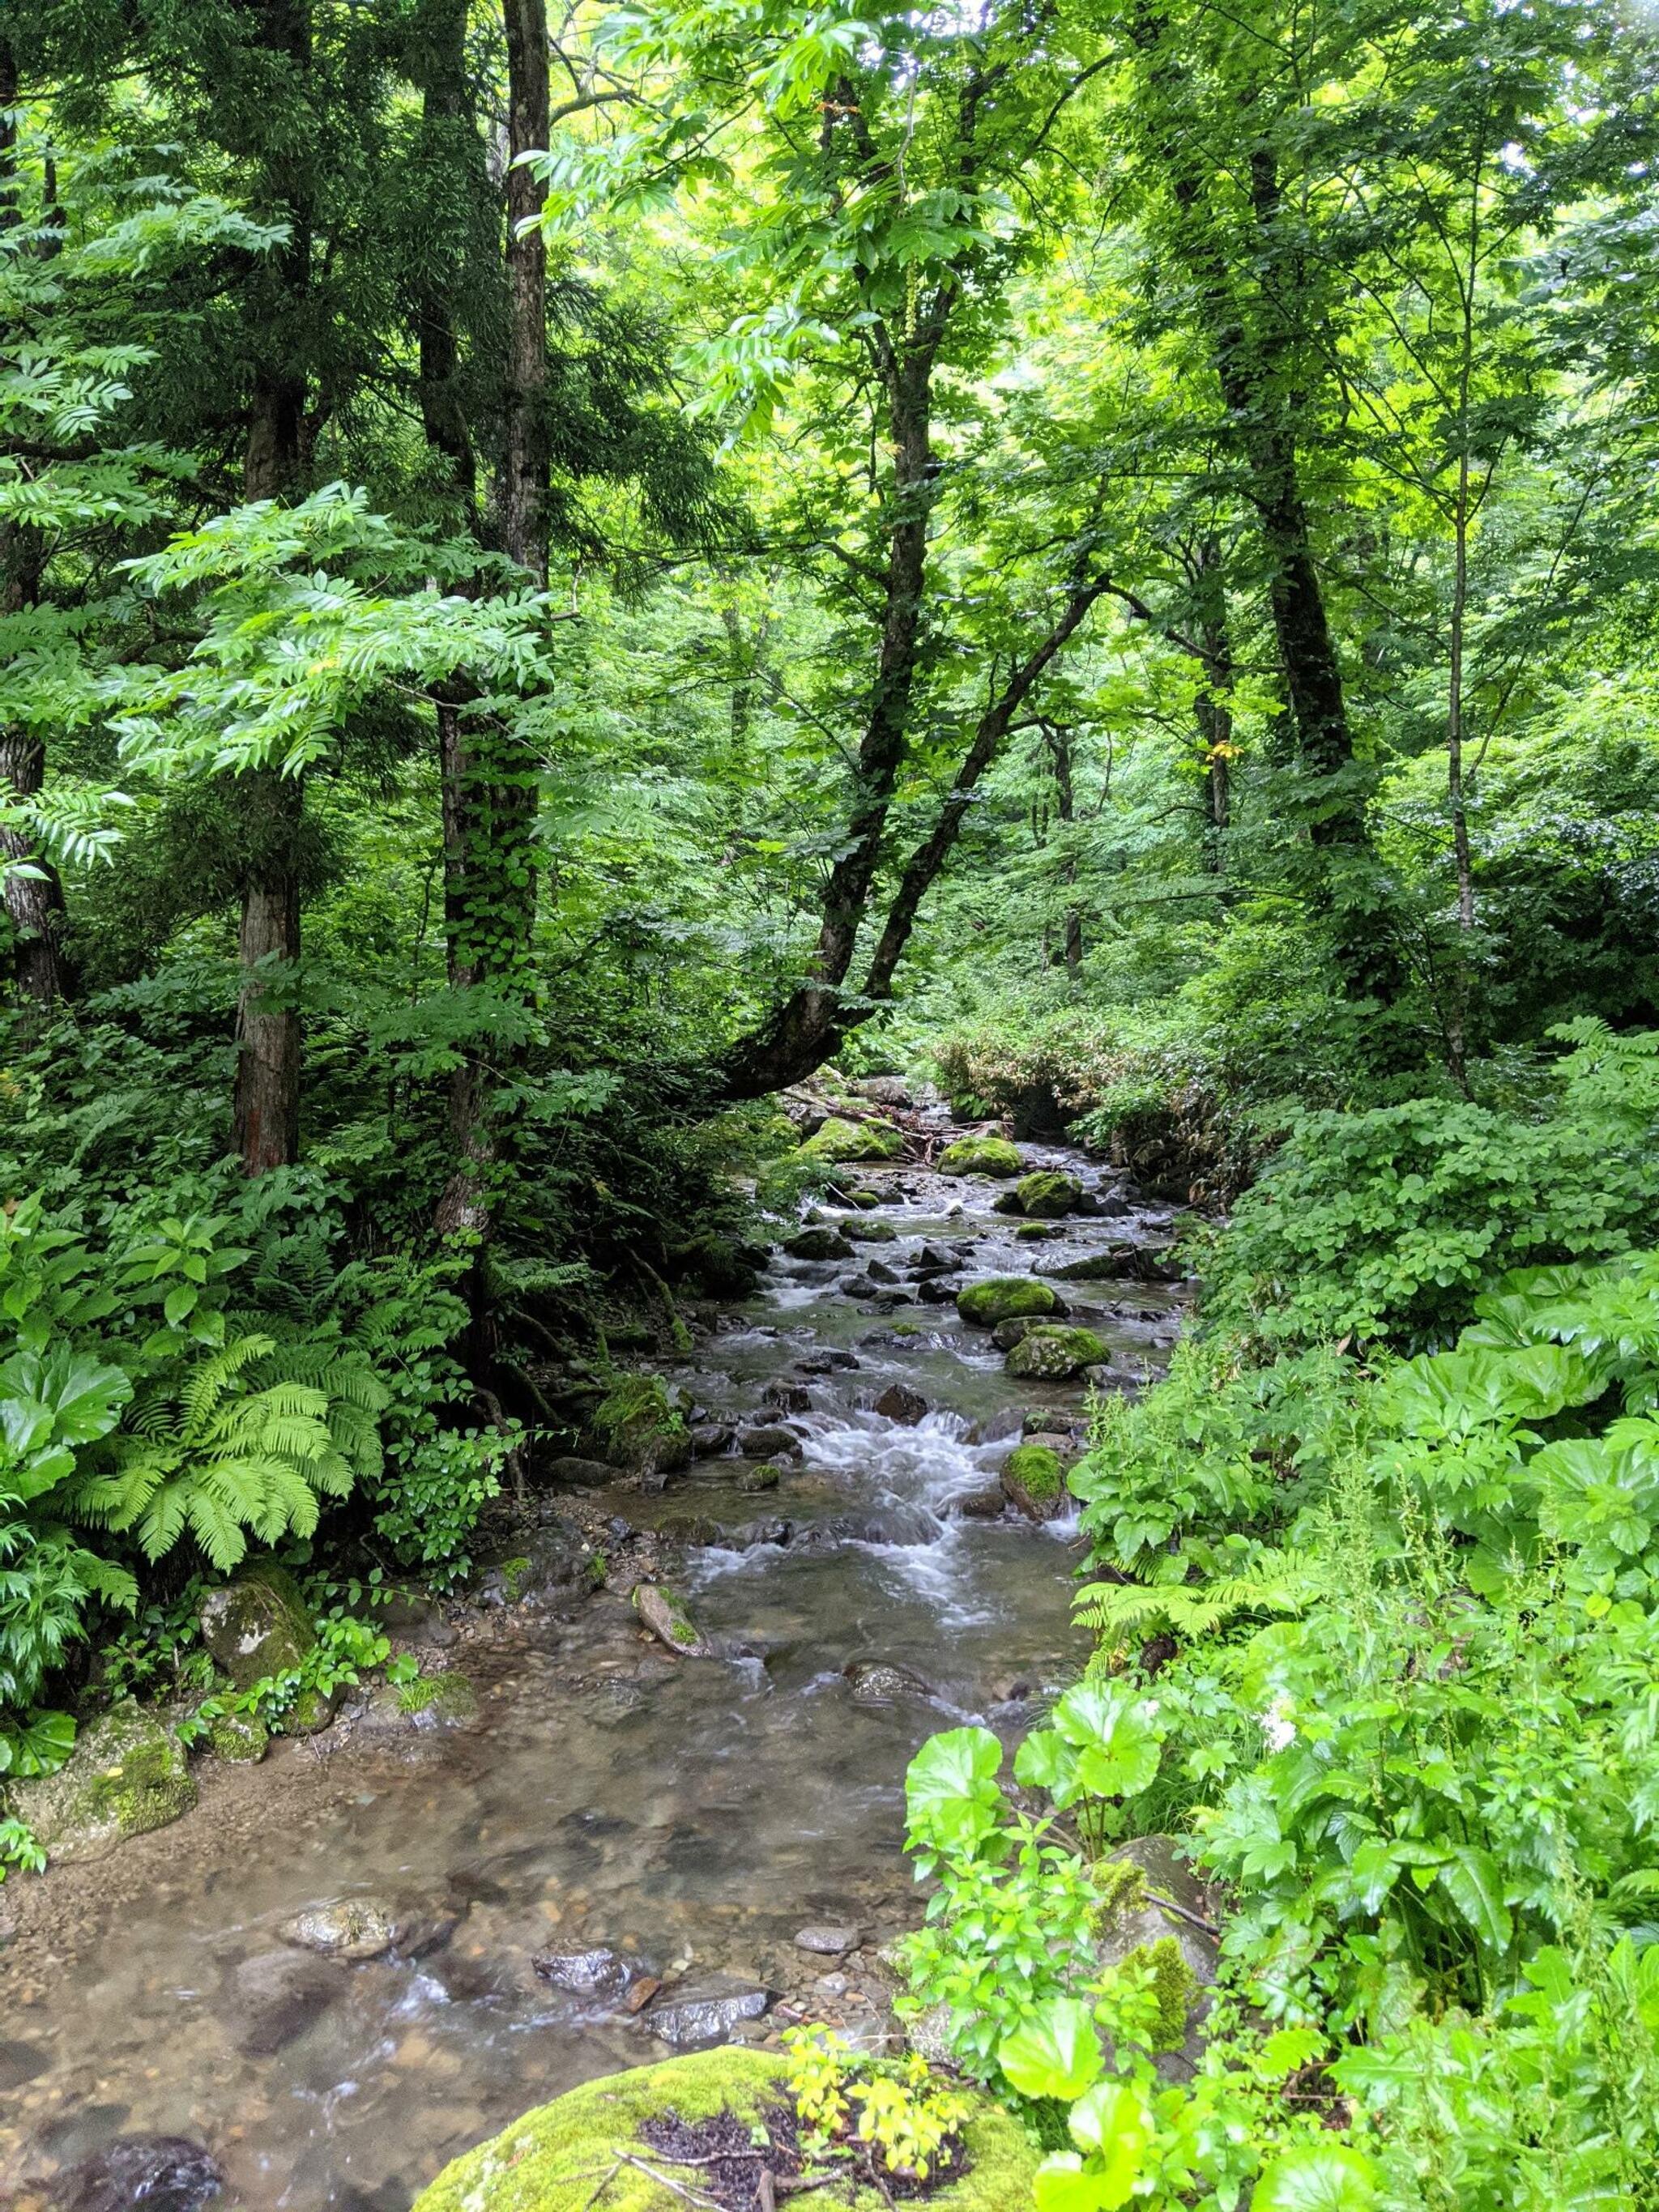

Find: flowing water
<box><xmin>0</xmin><ymin>1134</ymin><xmax>1186</xmax><ymax>2212</ymax></box>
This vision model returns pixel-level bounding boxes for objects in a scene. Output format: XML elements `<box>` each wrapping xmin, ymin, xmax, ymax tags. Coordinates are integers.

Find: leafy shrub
<box><xmin>1204</xmin><ymin>1022</ymin><xmax>1659</xmax><ymax>1350</ymax></box>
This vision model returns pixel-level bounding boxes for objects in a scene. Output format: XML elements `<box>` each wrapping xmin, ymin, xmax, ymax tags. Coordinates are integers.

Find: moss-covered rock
<box><xmin>591</xmin><ymin>1374</ymin><xmax>691</xmax><ymax>1478</ymax></box>
<box><xmin>1000</xmin><ymin>1443</ymin><xmax>1065</xmax><ymax>1520</ymax></box>
<box><xmin>199</xmin><ymin>1561</ymin><xmax>315</xmax><ymax>1689</ymax></box>
<box><xmin>1004</xmin><ymin>1325</ymin><xmax>1110</xmax><ymax>1380</ymax></box>
<box><xmin>633</xmin><ymin>1582</ymin><xmax>706</xmax><ymax>1656</ymax></box>
<box><xmin>278</xmin><ymin>1685</ymin><xmax>340</xmax><ymax>1737</ymax></box>
<box><xmin>844</xmin><ymin>1217</ymin><xmax>898</xmax><ymax>1242</ymax></box>
<box><xmin>408</xmin><ymin>2049</ymin><xmax>1040</xmax><ymax>2212</ymax></box>
<box><xmin>19</xmin><ymin>1701</ymin><xmax>196</xmax><ymax>1865</ymax></box>
<box><xmin>667</xmin><ymin>1234</ymin><xmax>763</xmax><ymax>1299</ymax></box>
<box><xmin>799</xmin><ymin>1116</ymin><xmax>905</xmax><ymax>1163</ymax></box>
<box><xmin>207</xmin><ymin>1709</ymin><xmax>269</xmax><ymax>1763</ymax></box>
<box><xmin>783</xmin><ymin>1225</ymin><xmax>856</xmax><ymax>1262</ymax></box>
<box><xmin>1016</xmin><ymin>1169</ymin><xmax>1082</xmax><ymax>1218</ymax></box>
<box><xmin>937</xmin><ymin>1134</ymin><xmax>1023</xmax><ymax>1178</ymax></box>
<box><xmin>956</xmin><ymin>1276</ymin><xmax>1062</xmax><ymax>1328</ymax></box>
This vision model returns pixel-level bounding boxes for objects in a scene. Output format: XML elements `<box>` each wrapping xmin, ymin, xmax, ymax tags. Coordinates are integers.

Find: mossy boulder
<box><xmin>591</xmin><ymin>1374</ymin><xmax>691</xmax><ymax>1478</ymax></box>
<box><xmin>207</xmin><ymin>1709</ymin><xmax>269</xmax><ymax>1763</ymax></box>
<box><xmin>937</xmin><ymin>1134</ymin><xmax>1023</xmax><ymax>1178</ymax></box>
<box><xmin>199</xmin><ymin>1561</ymin><xmax>315</xmax><ymax>1690</ymax></box>
<box><xmin>633</xmin><ymin>1582</ymin><xmax>706</xmax><ymax>1656</ymax></box>
<box><xmin>1000</xmin><ymin>1443</ymin><xmax>1065</xmax><ymax>1521</ymax></box>
<box><xmin>1004</xmin><ymin>1325</ymin><xmax>1111</xmax><ymax>1381</ymax></box>
<box><xmin>1016</xmin><ymin>1169</ymin><xmax>1082</xmax><ymax>1218</ymax></box>
<box><xmin>408</xmin><ymin>2049</ymin><xmax>1040</xmax><ymax>2212</ymax></box>
<box><xmin>667</xmin><ymin>1233</ymin><xmax>763</xmax><ymax>1299</ymax></box>
<box><xmin>844</xmin><ymin>1217</ymin><xmax>898</xmax><ymax>1242</ymax></box>
<box><xmin>799</xmin><ymin>1116</ymin><xmax>904</xmax><ymax>1163</ymax></box>
<box><xmin>956</xmin><ymin>1276</ymin><xmax>1063</xmax><ymax>1328</ymax></box>
<box><xmin>783</xmin><ymin>1225</ymin><xmax>855</xmax><ymax>1262</ymax></box>
<box><xmin>19</xmin><ymin>1700</ymin><xmax>196</xmax><ymax>1865</ymax></box>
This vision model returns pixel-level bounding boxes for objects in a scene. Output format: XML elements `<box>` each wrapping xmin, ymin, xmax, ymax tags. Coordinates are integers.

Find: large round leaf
<box><xmin>1251</xmin><ymin>2146</ymin><xmax>1378</xmax><ymax>2211</ymax></box>
<box><xmin>904</xmin><ymin>1725</ymin><xmax>1005</xmax><ymax>1854</ymax></box>
<box><xmin>1052</xmin><ymin>1680</ymin><xmax>1162</xmax><ymax>1800</ymax></box>
<box><xmin>999</xmin><ymin>1996</ymin><xmax>1105</xmax><ymax>2101</ymax></box>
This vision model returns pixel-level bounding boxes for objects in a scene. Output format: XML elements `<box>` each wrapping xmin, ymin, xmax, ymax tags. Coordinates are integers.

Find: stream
<box><xmin>0</xmin><ymin>1123</ymin><xmax>1187</xmax><ymax>2212</ymax></box>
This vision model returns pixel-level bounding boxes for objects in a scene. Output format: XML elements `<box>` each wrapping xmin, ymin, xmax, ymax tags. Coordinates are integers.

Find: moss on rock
<box><xmin>1015</xmin><ymin>1169</ymin><xmax>1082</xmax><ymax>1217</ymax></box>
<box><xmin>956</xmin><ymin>1276</ymin><xmax>1061</xmax><ymax>1328</ymax></box>
<box><xmin>799</xmin><ymin>1116</ymin><xmax>905</xmax><ymax>1163</ymax></box>
<box><xmin>408</xmin><ymin>2049</ymin><xmax>1039</xmax><ymax>2212</ymax></box>
<box><xmin>1000</xmin><ymin>1443</ymin><xmax>1064</xmax><ymax>1520</ymax></box>
<box><xmin>207</xmin><ymin>1709</ymin><xmax>270</xmax><ymax>1763</ymax></box>
<box><xmin>937</xmin><ymin>1135</ymin><xmax>1023</xmax><ymax>1178</ymax></box>
<box><xmin>19</xmin><ymin>1700</ymin><xmax>197</xmax><ymax>1865</ymax></box>
<box><xmin>1004</xmin><ymin>1325</ymin><xmax>1110</xmax><ymax>1380</ymax></box>
<box><xmin>591</xmin><ymin>1374</ymin><xmax>691</xmax><ymax>1478</ymax></box>
<box><xmin>199</xmin><ymin>1561</ymin><xmax>315</xmax><ymax>1690</ymax></box>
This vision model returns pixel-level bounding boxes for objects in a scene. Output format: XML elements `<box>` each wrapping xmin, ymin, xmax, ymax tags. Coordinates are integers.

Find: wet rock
<box><xmin>44</xmin><ymin>2137</ymin><xmax>223</xmax><ymax>2212</ymax></box>
<box><xmin>18</xmin><ymin>1700</ymin><xmax>195</xmax><ymax>1866</ymax></box>
<box><xmin>911</xmin><ymin>1243</ymin><xmax>953</xmax><ymax>1270</ymax></box>
<box><xmin>280</xmin><ymin>1894</ymin><xmax>458</xmax><ymax>1963</ymax></box>
<box><xmin>735</xmin><ymin>1462</ymin><xmax>782</xmax><ymax>1493</ymax></box>
<box><xmin>669</xmin><ymin>1233</ymin><xmax>764</xmax><ymax>1298</ymax></box>
<box><xmin>852</xmin><ymin>1075</ymin><xmax>912</xmax><ymax>1107</ymax></box>
<box><xmin>1016</xmin><ymin>1169</ymin><xmax>1083</xmax><ymax>1218</ymax></box>
<box><xmin>795</xmin><ymin>1924</ymin><xmax>859</xmax><ymax>1954</ymax></box>
<box><xmin>783</xmin><ymin>1225</ymin><xmax>856</xmax><ymax>1263</ymax></box>
<box><xmin>937</xmin><ymin>1134</ymin><xmax>1023</xmax><ymax>1178</ymax></box>
<box><xmin>655</xmin><ymin>1512</ymin><xmax>723</xmax><ymax>1547</ymax></box>
<box><xmin>1000</xmin><ymin>1443</ymin><xmax>1067</xmax><ymax>1521</ymax></box>
<box><xmin>954</xmin><ymin>1483</ymin><xmax>1007</xmax><ymax>1519</ymax></box>
<box><xmin>842</xmin><ymin>1273</ymin><xmax>913</xmax><ymax>1302</ymax></box>
<box><xmin>991</xmin><ymin>1190</ymin><xmax>1025</xmax><ymax>1214</ymax></box>
<box><xmin>646</xmin><ymin>1974</ymin><xmax>772</xmax><ymax>2048</ymax></box>
<box><xmin>863</xmin><ymin>1257</ymin><xmax>902</xmax><ymax>1285</ymax></box>
<box><xmin>0</xmin><ymin>2037</ymin><xmax>49</xmax><ymax>2091</ymax></box>
<box><xmin>232</xmin><ymin>1948</ymin><xmax>341</xmax><ymax>2056</ymax></box>
<box><xmin>796</xmin><ymin>1347</ymin><xmax>860</xmax><ymax>1373</ymax></box>
<box><xmin>353</xmin><ymin>1671</ymin><xmax>478</xmax><ymax>1737</ymax></box>
<box><xmin>488</xmin><ymin>1518</ymin><xmax>593</xmax><ymax>1603</ymax></box>
<box><xmin>844</xmin><ymin>1217</ymin><xmax>898</xmax><ymax>1242</ymax></box>
<box><xmin>1005</xmin><ymin>1325</ymin><xmax>1111</xmax><ymax>1381</ymax></box>
<box><xmin>799</xmin><ymin>1116</ymin><xmax>904</xmax><ymax>1163</ymax></box>
<box><xmin>843</xmin><ymin>1659</ymin><xmax>934</xmax><ymax>1706</ymax></box>
<box><xmin>917</xmin><ymin>1277</ymin><xmax>959</xmax><ymax>1304</ymax></box>
<box><xmin>540</xmin><ymin>1454</ymin><xmax>624</xmax><ymax>1486</ymax></box>
<box><xmin>957</xmin><ymin>1276</ymin><xmax>1064</xmax><ymax>1328</ymax></box>
<box><xmin>1015</xmin><ymin>1221</ymin><xmax>1061</xmax><ymax>1242</ymax></box>
<box><xmin>992</xmin><ymin>1315</ymin><xmax>1045</xmax><ymax>1350</ymax></box>
<box><xmin>533</xmin><ymin>1945</ymin><xmax>645</xmax><ymax>1998</ymax></box>
<box><xmin>738</xmin><ymin>1423</ymin><xmax>801</xmax><ymax>1459</ymax></box>
<box><xmin>762</xmin><ymin>1379</ymin><xmax>813</xmax><ymax>1413</ymax></box>
<box><xmin>633</xmin><ymin>1581</ymin><xmax>708</xmax><ymax>1656</ymax></box>
<box><xmin>1038</xmin><ymin>1248</ymin><xmax>1137</xmax><ymax>1282</ymax></box>
<box><xmin>199</xmin><ymin>1562</ymin><xmax>313</xmax><ymax>1689</ymax></box>
<box><xmin>873</xmin><ymin>1382</ymin><xmax>928</xmax><ymax>1426</ymax></box>
<box><xmin>690</xmin><ymin>1422</ymin><xmax>736</xmax><ymax>1458</ymax></box>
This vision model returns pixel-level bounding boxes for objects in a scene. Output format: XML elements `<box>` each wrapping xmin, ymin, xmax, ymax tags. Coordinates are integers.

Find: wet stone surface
<box><xmin>0</xmin><ymin>1125</ymin><xmax>1187</xmax><ymax>2212</ymax></box>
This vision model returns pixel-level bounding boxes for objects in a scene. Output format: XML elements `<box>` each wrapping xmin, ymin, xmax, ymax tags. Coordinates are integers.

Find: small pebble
<box><xmin>794</xmin><ymin>1924</ymin><xmax>859</xmax><ymax>1954</ymax></box>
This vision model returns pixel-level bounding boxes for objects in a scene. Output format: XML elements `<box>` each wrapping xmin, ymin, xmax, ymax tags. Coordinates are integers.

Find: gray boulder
<box><xmin>199</xmin><ymin>1562</ymin><xmax>313</xmax><ymax>1689</ymax></box>
<box><xmin>19</xmin><ymin>1701</ymin><xmax>195</xmax><ymax>1866</ymax></box>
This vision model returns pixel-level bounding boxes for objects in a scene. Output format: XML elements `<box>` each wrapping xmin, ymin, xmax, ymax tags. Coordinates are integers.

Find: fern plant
<box><xmin>69</xmin><ymin>1329</ymin><xmax>386</xmax><ymax>1572</ymax></box>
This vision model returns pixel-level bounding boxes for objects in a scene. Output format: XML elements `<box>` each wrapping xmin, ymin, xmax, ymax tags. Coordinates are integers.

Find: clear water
<box><xmin>0</xmin><ymin>1147</ymin><xmax>1184</xmax><ymax>2210</ymax></box>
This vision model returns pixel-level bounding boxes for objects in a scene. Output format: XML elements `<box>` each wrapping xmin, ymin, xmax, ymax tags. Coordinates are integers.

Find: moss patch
<box><xmin>20</xmin><ymin>1700</ymin><xmax>196</xmax><ymax>1865</ymax></box>
<box><xmin>937</xmin><ymin>1135</ymin><xmax>1023</xmax><ymax>1178</ymax></box>
<box><xmin>1004</xmin><ymin>1325</ymin><xmax>1109</xmax><ymax>1380</ymax></box>
<box><xmin>1002</xmin><ymin>1443</ymin><xmax>1062</xmax><ymax>1502</ymax></box>
<box><xmin>956</xmin><ymin>1276</ymin><xmax>1061</xmax><ymax>1328</ymax></box>
<box><xmin>800</xmin><ymin>1116</ymin><xmax>904</xmax><ymax>1163</ymax></box>
<box><xmin>409</xmin><ymin>2050</ymin><xmax>1039</xmax><ymax>2212</ymax></box>
<box><xmin>592</xmin><ymin>1374</ymin><xmax>691</xmax><ymax>1477</ymax></box>
<box><xmin>1015</xmin><ymin>1170</ymin><xmax>1082</xmax><ymax>1217</ymax></box>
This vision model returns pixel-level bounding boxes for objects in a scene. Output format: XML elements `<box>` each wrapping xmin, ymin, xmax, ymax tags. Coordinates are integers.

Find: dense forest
<box><xmin>6</xmin><ymin>0</ymin><xmax>1659</xmax><ymax>2203</ymax></box>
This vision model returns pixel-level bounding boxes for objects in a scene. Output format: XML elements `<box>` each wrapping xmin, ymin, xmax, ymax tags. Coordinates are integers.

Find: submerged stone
<box><xmin>646</xmin><ymin>1974</ymin><xmax>771</xmax><ymax>2048</ymax></box>
<box><xmin>873</xmin><ymin>1382</ymin><xmax>928</xmax><ymax>1425</ymax></box>
<box><xmin>44</xmin><ymin>2136</ymin><xmax>224</xmax><ymax>2212</ymax></box>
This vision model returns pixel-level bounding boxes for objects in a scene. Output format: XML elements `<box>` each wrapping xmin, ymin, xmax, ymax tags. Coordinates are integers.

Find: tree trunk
<box><xmin>231</xmin><ymin>0</ymin><xmax>313</xmax><ymax>1174</ymax></box>
<box><xmin>1042</xmin><ymin>722</ymin><xmax>1085</xmax><ymax>971</ymax></box>
<box><xmin>1190</xmin><ymin>535</ymin><xmax>1233</xmax><ymax>874</ymax></box>
<box><xmin>434</xmin><ymin>0</ymin><xmax>550</xmax><ymax>1243</ymax></box>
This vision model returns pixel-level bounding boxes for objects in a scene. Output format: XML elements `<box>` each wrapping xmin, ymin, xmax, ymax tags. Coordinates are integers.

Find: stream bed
<box><xmin>0</xmin><ymin>1128</ymin><xmax>1187</xmax><ymax>2212</ymax></box>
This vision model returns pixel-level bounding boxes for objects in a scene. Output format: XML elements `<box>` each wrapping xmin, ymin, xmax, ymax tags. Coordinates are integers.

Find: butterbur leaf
<box><xmin>904</xmin><ymin>1727</ymin><xmax>1004</xmax><ymax>1855</ymax></box>
<box><xmin>998</xmin><ymin>1997</ymin><xmax>1103</xmax><ymax>2100</ymax></box>
<box><xmin>1051</xmin><ymin>1681</ymin><xmax>1162</xmax><ymax>1800</ymax></box>
<box><xmin>1436</xmin><ymin>1845</ymin><xmax>1512</xmax><ymax>1953</ymax></box>
<box><xmin>1013</xmin><ymin>1725</ymin><xmax>1076</xmax><ymax>1797</ymax></box>
<box><xmin>1067</xmin><ymin>2078</ymin><xmax>1154</xmax><ymax>2205</ymax></box>
<box><xmin>1252</xmin><ymin>2146</ymin><xmax>1378</xmax><ymax>2210</ymax></box>
<box><xmin>1034</xmin><ymin>2156</ymin><xmax>1120</xmax><ymax>2212</ymax></box>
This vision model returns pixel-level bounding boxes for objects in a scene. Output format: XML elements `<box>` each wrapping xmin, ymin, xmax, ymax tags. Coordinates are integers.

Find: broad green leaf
<box><xmin>904</xmin><ymin>1727</ymin><xmax>1004</xmax><ymax>1855</ymax></box>
<box><xmin>1066</xmin><ymin>2078</ymin><xmax>1155</xmax><ymax>2205</ymax></box>
<box><xmin>999</xmin><ymin>1997</ymin><xmax>1105</xmax><ymax>2101</ymax></box>
<box><xmin>1251</xmin><ymin>2146</ymin><xmax>1378</xmax><ymax>2211</ymax></box>
<box><xmin>1034</xmin><ymin>2154</ymin><xmax>1125</xmax><ymax>2212</ymax></box>
<box><xmin>1051</xmin><ymin>1681</ymin><xmax>1162</xmax><ymax>1800</ymax></box>
<box><xmin>1013</xmin><ymin>1725</ymin><xmax>1075</xmax><ymax>1795</ymax></box>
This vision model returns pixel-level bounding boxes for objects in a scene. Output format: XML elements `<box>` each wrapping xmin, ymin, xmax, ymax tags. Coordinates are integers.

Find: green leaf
<box><xmin>999</xmin><ymin>1997</ymin><xmax>1104</xmax><ymax>2101</ymax></box>
<box><xmin>904</xmin><ymin>1726</ymin><xmax>1005</xmax><ymax>1856</ymax></box>
<box><xmin>1051</xmin><ymin>1680</ymin><xmax>1162</xmax><ymax>1799</ymax></box>
<box><xmin>1436</xmin><ymin>1845</ymin><xmax>1513</xmax><ymax>1954</ymax></box>
<box><xmin>1013</xmin><ymin>1725</ymin><xmax>1076</xmax><ymax>1795</ymax></box>
<box><xmin>1251</xmin><ymin>2146</ymin><xmax>1378</xmax><ymax>2211</ymax></box>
